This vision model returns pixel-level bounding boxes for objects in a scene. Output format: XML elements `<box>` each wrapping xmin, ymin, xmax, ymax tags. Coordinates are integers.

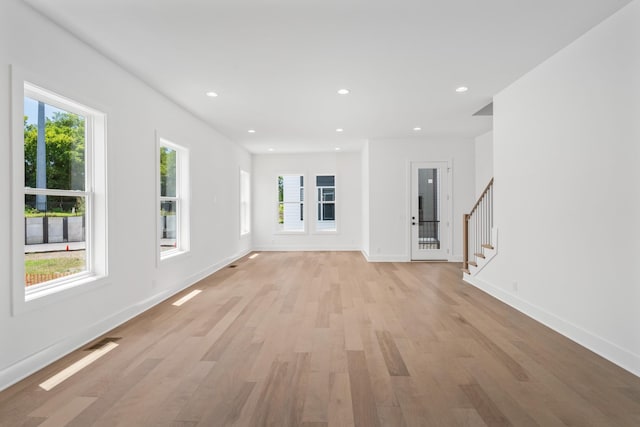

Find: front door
<box><xmin>411</xmin><ymin>162</ymin><xmax>449</xmax><ymax>260</ymax></box>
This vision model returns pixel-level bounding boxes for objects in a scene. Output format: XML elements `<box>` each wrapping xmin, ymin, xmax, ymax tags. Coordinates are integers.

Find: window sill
<box><xmin>274</xmin><ymin>230</ymin><xmax>307</xmax><ymax>235</ymax></box>
<box><xmin>311</xmin><ymin>230</ymin><xmax>339</xmax><ymax>235</ymax></box>
<box><xmin>26</xmin><ymin>273</ymin><xmax>95</xmax><ymax>302</ymax></box>
<box><xmin>160</xmin><ymin>249</ymin><xmax>190</xmax><ymax>264</ymax></box>
<box><xmin>14</xmin><ymin>274</ymin><xmax>110</xmax><ymax>317</ymax></box>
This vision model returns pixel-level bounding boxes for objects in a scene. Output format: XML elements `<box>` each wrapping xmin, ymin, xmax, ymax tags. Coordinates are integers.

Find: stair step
<box><xmin>474</xmin><ymin>252</ymin><xmax>486</xmax><ymax>259</ymax></box>
<box><xmin>468</xmin><ymin>261</ymin><xmax>477</xmax><ymax>267</ymax></box>
<box><xmin>481</xmin><ymin>244</ymin><xmax>494</xmax><ymax>250</ymax></box>
<box><xmin>462</xmin><ymin>268</ymin><xmax>470</xmax><ymax>274</ymax></box>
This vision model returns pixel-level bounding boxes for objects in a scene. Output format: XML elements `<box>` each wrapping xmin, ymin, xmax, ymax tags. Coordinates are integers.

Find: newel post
<box><xmin>463</xmin><ymin>214</ymin><xmax>470</xmax><ymax>270</ymax></box>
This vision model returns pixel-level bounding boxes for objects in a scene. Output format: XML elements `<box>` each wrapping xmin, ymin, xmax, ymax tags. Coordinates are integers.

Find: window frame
<box><xmin>11</xmin><ymin>71</ymin><xmax>108</xmax><ymax>314</ymax></box>
<box><xmin>314</xmin><ymin>174</ymin><xmax>338</xmax><ymax>234</ymax></box>
<box><xmin>276</xmin><ymin>173</ymin><xmax>306</xmax><ymax>234</ymax></box>
<box><xmin>157</xmin><ymin>136</ymin><xmax>190</xmax><ymax>262</ymax></box>
<box><xmin>240</xmin><ymin>169</ymin><xmax>251</xmax><ymax>236</ymax></box>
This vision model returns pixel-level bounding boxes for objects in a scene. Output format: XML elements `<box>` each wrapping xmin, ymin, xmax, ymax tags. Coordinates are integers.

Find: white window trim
<box><xmin>10</xmin><ymin>69</ymin><xmax>109</xmax><ymax>315</ymax></box>
<box><xmin>275</xmin><ymin>173</ymin><xmax>307</xmax><ymax>234</ymax></box>
<box><xmin>240</xmin><ymin>169</ymin><xmax>251</xmax><ymax>237</ymax></box>
<box><xmin>157</xmin><ymin>135</ymin><xmax>190</xmax><ymax>263</ymax></box>
<box><xmin>313</xmin><ymin>173</ymin><xmax>338</xmax><ymax>234</ymax></box>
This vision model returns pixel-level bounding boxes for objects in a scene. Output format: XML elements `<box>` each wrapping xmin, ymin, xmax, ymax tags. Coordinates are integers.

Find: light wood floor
<box><xmin>1</xmin><ymin>251</ymin><xmax>640</xmax><ymax>426</ymax></box>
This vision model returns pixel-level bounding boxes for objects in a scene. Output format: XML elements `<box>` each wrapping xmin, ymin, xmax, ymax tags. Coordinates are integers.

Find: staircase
<box><xmin>463</xmin><ymin>178</ymin><xmax>496</xmax><ymax>276</ymax></box>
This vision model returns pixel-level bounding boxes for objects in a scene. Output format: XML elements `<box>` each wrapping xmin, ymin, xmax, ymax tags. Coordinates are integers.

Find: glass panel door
<box><xmin>418</xmin><ymin>168</ymin><xmax>440</xmax><ymax>250</ymax></box>
<box><xmin>411</xmin><ymin>162</ymin><xmax>449</xmax><ymax>260</ymax></box>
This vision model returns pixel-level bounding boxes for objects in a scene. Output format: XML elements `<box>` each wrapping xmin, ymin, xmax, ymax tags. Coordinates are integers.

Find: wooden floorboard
<box><xmin>1</xmin><ymin>251</ymin><xmax>640</xmax><ymax>426</ymax></box>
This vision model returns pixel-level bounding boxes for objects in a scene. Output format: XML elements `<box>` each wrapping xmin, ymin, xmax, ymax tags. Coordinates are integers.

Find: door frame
<box><xmin>407</xmin><ymin>159</ymin><xmax>453</xmax><ymax>261</ymax></box>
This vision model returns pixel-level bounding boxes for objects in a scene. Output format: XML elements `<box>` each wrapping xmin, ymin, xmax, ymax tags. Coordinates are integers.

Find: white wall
<box><xmin>474</xmin><ymin>131</ymin><xmax>493</xmax><ymax>197</ymax></box>
<box><xmin>367</xmin><ymin>138</ymin><xmax>475</xmax><ymax>261</ymax></box>
<box><xmin>473</xmin><ymin>0</ymin><xmax>640</xmax><ymax>376</ymax></box>
<box><xmin>0</xmin><ymin>0</ymin><xmax>251</xmax><ymax>390</ymax></box>
<box><xmin>252</xmin><ymin>152</ymin><xmax>362</xmax><ymax>250</ymax></box>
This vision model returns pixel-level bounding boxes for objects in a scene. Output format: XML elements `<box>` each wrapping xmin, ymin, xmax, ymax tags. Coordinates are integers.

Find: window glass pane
<box><xmin>278</xmin><ymin>175</ymin><xmax>304</xmax><ymax>231</ymax></box>
<box><xmin>322</xmin><ymin>188</ymin><xmax>335</xmax><ymax>201</ymax></box>
<box><xmin>160</xmin><ymin>200</ymin><xmax>177</xmax><ymax>251</ymax></box>
<box><xmin>159</xmin><ymin>139</ymin><xmax>188</xmax><ymax>259</ymax></box>
<box><xmin>240</xmin><ymin>170</ymin><xmax>250</xmax><ymax>235</ymax></box>
<box><xmin>160</xmin><ymin>146</ymin><xmax>177</xmax><ymax>197</ymax></box>
<box><xmin>316</xmin><ymin>175</ymin><xmax>336</xmax><ymax>231</ymax></box>
<box><xmin>316</xmin><ymin>175</ymin><xmax>335</xmax><ymax>187</ymax></box>
<box><xmin>24</xmin><ymin>195</ymin><xmax>87</xmax><ymax>287</ymax></box>
<box><xmin>417</xmin><ymin>168</ymin><xmax>441</xmax><ymax>249</ymax></box>
<box><xmin>322</xmin><ymin>203</ymin><xmax>335</xmax><ymax>220</ymax></box>
<box><xmin>281</xmin><ymin>176</ymin><xmax>302</xmax><ymax>202</ymax></box>
<box><xmin>24</xmin><ymin>96</ymin><xmax>86</xmax><ymax>191</ymax></box>
<box><xmin>20</xmin><ymin>84</ymin><xmax>107</xmax><ymax>298</ymax></box>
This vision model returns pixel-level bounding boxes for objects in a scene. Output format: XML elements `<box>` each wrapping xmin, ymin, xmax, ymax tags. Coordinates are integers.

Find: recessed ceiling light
<box><xmin>248</xmin><ymin>129</ymin><xmax>256</xmax><ymax>133</ymax></box>
<box><xmin>335</xmin><ymin>147</ymin><xmax>341</xmax><ymax>151</ymax></box>
<box><xmin>337</xmin><ymin>89</ymin><xmax>350</xmax><ymax>95</ymax></box>
<box><xmin>268</xmin><ymin>148</ymin><xmax>274</xmax><ymax>152</ymax></box>
<box><xmin>336</xmin><ymin>128</ymin><xmax>344</xmax><ymax>132</ymax></box>
<box><xmin>455</xmin><ymin>86</ymin><xmax>468</xmax><ymax>93</ymax></box>
<box><xmin>206</xmin><ymin>91</ymin><xmax>218</xmax><ymax>97</ymax></box>
<box><xmin>413</xmin><ymin>127</ymin><xmax>422</xmax><ymax>131</ymax></box>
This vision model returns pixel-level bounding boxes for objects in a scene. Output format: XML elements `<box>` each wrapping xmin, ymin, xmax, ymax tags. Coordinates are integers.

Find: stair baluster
<box><xmin>463</xmin><ymin>178</ymin><xmax>494</xmax><ymax>273</ymax></box>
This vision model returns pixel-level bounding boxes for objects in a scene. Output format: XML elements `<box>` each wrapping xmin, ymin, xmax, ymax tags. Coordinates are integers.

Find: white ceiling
<box><xmin>25</xmin><ymin>0</ymin><xmax>632</xmax><ymax>153</ymax></box>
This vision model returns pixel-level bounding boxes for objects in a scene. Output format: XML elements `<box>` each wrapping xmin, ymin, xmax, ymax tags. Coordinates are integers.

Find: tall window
<box><xmin>316</xmin><ymin>175</ymin><xmax>336</xmax><ymax>231</ymax></box>
<box><xmin>20</xmin><ymin>82</ymin><xmax>107</xmax><ymax>299</ymax></box>
<box><xmin>159</xmin><ymin>139</ymin><xmax>189</xmax><ymax>259</ymax></box>
<box><xmin>240</xmin><ymin>170</ymin><xmax>251</xmax><ymax>235</ymax></box>
<box><xmin>278</xmin><ymin>175</ymin><xmax>304</xmax><ymax>232</ymax></box>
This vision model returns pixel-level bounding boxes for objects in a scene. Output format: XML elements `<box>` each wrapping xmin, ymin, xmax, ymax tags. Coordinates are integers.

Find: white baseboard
<box><xmin>253</xmin><ymin>246</ymin><xmax>361</xmax><ymax>252</ymax></box>
<box><xmin>363</xmin><ymin>253</ymin><xmax>411</xmax><ymax>262</ymax></box>
<box><xmin>0</xmin><ymin>249</ymin><xmax>250</xmax><ymax>392</ymax></box>
<box><xmin>464</xmin><ymin>274</ymin><xmax>640</xmax><ymax>378</ymax></box>
<box><xmin>362</xmin><ymin>251</ymin><xmax>462</xmax><ymax>263</ymax></box>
